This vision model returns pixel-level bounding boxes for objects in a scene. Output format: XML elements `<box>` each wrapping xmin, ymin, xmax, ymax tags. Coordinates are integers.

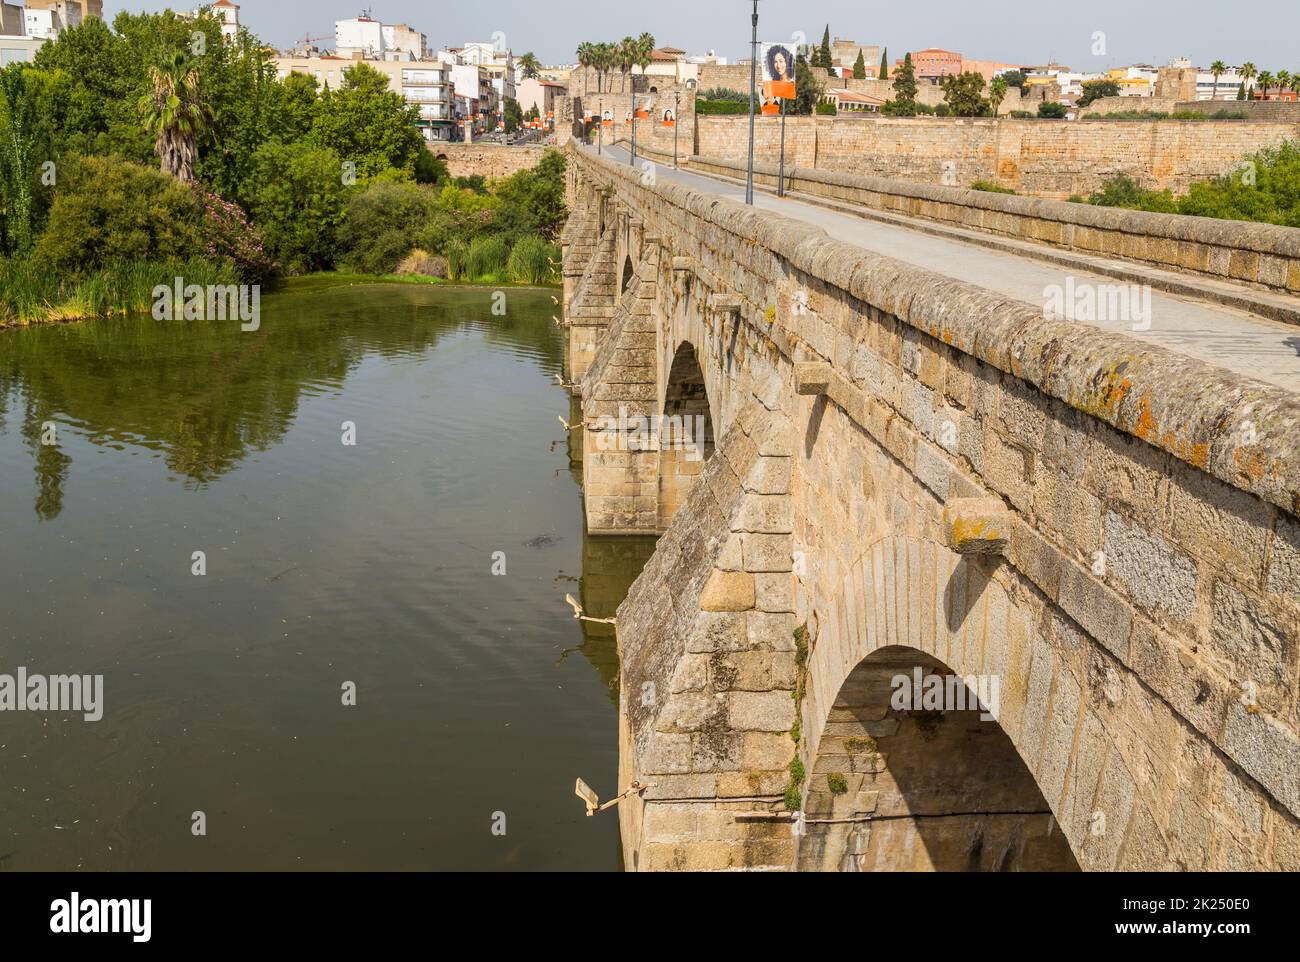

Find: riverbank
<box><xmin>0</xmin><ymin>270</ymin><xmax>561</xmax><ymax>330</ymax></box>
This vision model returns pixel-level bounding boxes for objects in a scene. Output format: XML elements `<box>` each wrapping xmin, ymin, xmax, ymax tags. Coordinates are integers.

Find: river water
<box><xmin>0</xmin><ymin>280</ymin><xmax>653</xmax><ymax>871</ymax></box>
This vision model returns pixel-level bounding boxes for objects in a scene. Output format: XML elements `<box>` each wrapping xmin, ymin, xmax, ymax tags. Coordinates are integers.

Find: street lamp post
<box><xmin>598</xmin><ymin>99</ymin><xmax>603</xmax><ymax>155</ymax></box>
<box><xmin>746</xmin><ymin>0</ymin><xmax>759</xmax><ymax>205</ymax></box>
<box><xmin>673</xmin><ymin>89</ymin><xmax>680</xmax><ymax>169</ymax></box>
<box><xmin>631</xmin><ymin>94</ymin><xmax>638</xmax><ymax>167</ymax></box>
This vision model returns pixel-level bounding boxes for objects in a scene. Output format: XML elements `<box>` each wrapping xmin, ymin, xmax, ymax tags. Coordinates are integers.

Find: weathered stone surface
<box><xmin>943</xmin><ymin>497</ymin><xmax>1011</xmax><ymax>556</ymax></box>
<box><xmin>567</xmin><ymin>145</ymin><xmax>1300</xmax><ymax>874</ymax></box>
<box><xmin>699</xmin><ymin>570</ymin><xmax>756</xmax><ymax>612</ymax></box>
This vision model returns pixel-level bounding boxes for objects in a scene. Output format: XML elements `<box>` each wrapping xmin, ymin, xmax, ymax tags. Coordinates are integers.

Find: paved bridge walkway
<box><xmin>594</xmin><ymin>144</ymin><xmax>1300</xmax><ymax>392</ymax></box>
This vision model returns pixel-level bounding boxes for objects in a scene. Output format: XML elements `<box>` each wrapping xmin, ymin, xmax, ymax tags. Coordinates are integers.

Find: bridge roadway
<box><xmin>592</xmin><ymin>143</ymin><xmax>1300</xmax><ymax>393</ymax></box>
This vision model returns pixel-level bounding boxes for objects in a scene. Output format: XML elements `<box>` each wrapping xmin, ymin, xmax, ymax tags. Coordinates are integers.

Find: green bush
<box><xmin>445</xmin><ymin>238</ymin><xmax>470</xmax><ymax>282</ymax></box>
<box><xmin>465</xmin><ymin>235</ymin><xmax>508</xmax><ymax>280</ymax></box>
<box><xmin>970</xmin><ymin>180</ymin><xmax>1016</xmax><ymax>194</ymax></box>
<box><xmin>506</xmin><ymin>235</ymin><xmax>558</xmax><ymax>286</ymax></box>
<box><xmin>31</xmin><ymin>155</ymin><xmax>205</xmax><ymax>277</ymax></box>
<box><xmin>1084</xmin><ymin>174</ymin><xmax>1178</xmax><ymax>213</ymax></box>
<box><xmin>696</xmin><ymin>99</ymin><xmax>750</xmax><ymax>115</ymax></box>
<box><xmin>243</xmin><ymin>140</ymin><xmax>349</xmax><ymax>274</ymax></box>
<box><xmin>337</xmin><ymin>180</ymin><xmax>439</xmax><ymax>275</ymax></box>
<box><xmin>815</xmin><ymin>102</ymin><xmax>837</xmax><ymax>115</ymax></box>
<box><xmin>1085</xmin><ymin>140</ymin><xmax>1300</xmax><ymax>226</ymax></box>
<box><xmin>1037</xmin><ymin>102</ymin><xmax>1068</xmax><ymax>119</ymax></box>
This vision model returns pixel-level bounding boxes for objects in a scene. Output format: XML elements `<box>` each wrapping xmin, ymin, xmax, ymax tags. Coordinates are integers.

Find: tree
<box><xmin>1001</xmin><ymin>70</ymin><xmax>1027</xmax><ymax>93</ymax></box>
<box><xmin>243</xmin><ymin>140</ymin><xmax>347</xmax><ymax>273</ymax></box>
<box><xmin>891</xmin><ymin>52</ymin><xmax>918</xmax><ymax>113</ymax></box>
<box><xmin>1258</xmin><ymin>71</ymin><xmax>1274</xmax><ymax>99</ymax></box>
<box><xmin>1077</xmin><ymin>78</ymin><xmax>1120</xmax><ymax>108</ymax></box>
<box><xmin>517</xmin><ymin>52</ymin><xmax>542</xmax><ymax>81</ymax></box>
<box><xmin>940</xmin><ymin>71</ymin><xmax>989</xmax><ymax>117</ymax></box>
<box><xmin>32</xmin><ymin>155</ymin><xmax>205</xmax><ymax>274</ymax></box>
<box><xmin>853</xmin><ymin>51</ymin><xmax>866</xmax><ymax>80</ymax></box>
<box><xmin>0</xmin><ymin>65</ymin><xmax>39</xmax><ymax>253</ymax></box>
<box><xmin>793</xmin><ymin>53</ymin><xmax>822</xmax><ymax>116</ymax></box>
<box><xmin>1038</xmin><ymin>101</ymin><xmax>1067</xmax><ymax>118</ymax></box>
<box><xmin>1210</xmin><ymin>60</ymin><xmax>1227</xmax><ymax>99</ymax></box>
<box><xmin>879</xmin><ymin>49</ymin><xmax>888</xmax><ymax>81</ymax></box>
<box><xmin>138</xmin><ymin>51</ymin><xmax>214</xmax><ymax>182</ymax></box>
<box><xmin>636</xmin><ymin>33</ymin><xmax>656</xmax><ymax>84</ymax></box>
<box><xmin>619</xmin><ymin>37</ymin><xmax>636</xmax><ymax>92</ymax></box>
<box><xmin>1240</xmin><ymin>62</ymin><xmax>1257</xmax><ymax>98</ymax></box>
<box><xmin>310</xmin><ymin>62</ymin><xmax>422</xmax><ymax>183</ymax></box>
<box><xmin>1237</xmin><ymin>81</ymin><xmax>1247</xmax><ymax>101</ymax></box>
<box><xmin>817</xmin><ymin>27</ymin><xmax>833</xmax><ymax>71</ymax></box>
<box><xmin>503</xmin><ymin>97</ymin><xmax>522</xmax><ymax>134</ymax></box>
<box><xmin>989</xmin><ymin>76</ymin><xmax>1008</xmax><ymax>116</ymax></box>
<box><xmin>576</xmin><ymin>43</ymin><xmax>593</xmax><ymax>93</ymax></box>
<box><xmin>1278</xmin><ymin>70</ymin><xmax>1292</xmax><ymax>96</ymax></box>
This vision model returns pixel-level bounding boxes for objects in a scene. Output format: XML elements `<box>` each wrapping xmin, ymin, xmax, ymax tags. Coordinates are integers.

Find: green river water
<box><xmin>0</xmin><ymin>280</ymin><xmax>653</xmax><ymax>871</ymax></box>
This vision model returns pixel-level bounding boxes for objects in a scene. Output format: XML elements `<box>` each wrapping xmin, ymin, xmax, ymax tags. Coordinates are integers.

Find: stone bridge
<box><xmin>560</xmin><ymin>142</ymin><xmax>1300</xmax><ymax>872</ymax></box>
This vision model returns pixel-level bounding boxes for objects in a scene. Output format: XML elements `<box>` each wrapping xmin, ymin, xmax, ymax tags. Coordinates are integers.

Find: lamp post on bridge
<box><xmin>673</xmin><ymin>89</ymin><xmax>680</xmax><ymax>169</ymax></box>
<box><xmin>745</xmin><ymin>0</ymin><xmax>759</xmax><ymax>205</ymax></box>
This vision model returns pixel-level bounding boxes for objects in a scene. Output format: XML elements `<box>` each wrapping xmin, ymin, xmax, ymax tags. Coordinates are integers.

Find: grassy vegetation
<box><xmin>970</xmin><ymin>180</ymin><xmax>1017</xmax><ymax>194</ymax></box>
<box><xmin>0</xmin><ymin>257</ymin><xmax>239</xmax><ymax>327</ymax></box>
<box><xmin>1082</xmin><ymin>109</ymin><xmax>1248</xmax><ymax>121</ymax></box>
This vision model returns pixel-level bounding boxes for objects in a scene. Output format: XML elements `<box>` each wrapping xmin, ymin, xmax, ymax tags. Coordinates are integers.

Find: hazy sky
<box><xmin>102</xmin><ymin>1</ymin><xmax>1298</xmax><ymax>70</ymax></box>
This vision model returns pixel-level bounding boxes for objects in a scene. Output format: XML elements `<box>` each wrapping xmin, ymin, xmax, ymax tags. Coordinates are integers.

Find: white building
<box><xmin>336</xmin><ymin>16</ymin><xmax>385</xmax><ymax>60</ymax></box>
<box><xmin>23</xmin><ymin>1</ymin><xmax>81</xmax><ymax>40</ymax></box>
<box><xmin>382</xmin><ymin>23</ymin><xmax>426</xmax><ymax>61</ymax></box>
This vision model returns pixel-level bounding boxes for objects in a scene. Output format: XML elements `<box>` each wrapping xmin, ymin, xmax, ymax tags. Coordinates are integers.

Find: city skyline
<box><xmin>95</xmin><ymin>0</ymin><xmax>1300</xmax><ymax>70</ymax></box>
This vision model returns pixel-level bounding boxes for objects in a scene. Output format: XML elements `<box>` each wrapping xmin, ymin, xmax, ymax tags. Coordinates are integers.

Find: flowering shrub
<box><xmin>192</xmin><ymin>184</ymin><xmax>277</xmax><ymax>283</ymax></box>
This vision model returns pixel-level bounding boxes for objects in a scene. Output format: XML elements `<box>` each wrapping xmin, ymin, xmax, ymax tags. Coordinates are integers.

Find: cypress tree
<box><xmin>853</xmin><ymin>50</ymin><xmax>866</xmax><ymax>79</ymax></box>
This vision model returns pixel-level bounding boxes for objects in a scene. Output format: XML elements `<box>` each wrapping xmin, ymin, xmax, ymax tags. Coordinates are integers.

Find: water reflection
<box><xmin>0</xmin><ymin>281</ymin><xmax>654</xmax><ymax>871</ymax></box>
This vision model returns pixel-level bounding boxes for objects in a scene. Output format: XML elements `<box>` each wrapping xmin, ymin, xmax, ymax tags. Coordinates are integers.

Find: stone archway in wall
<box><xmin>657</xmin><ymin>341</ymin><xmax>715</xmax><ymax>530</ymax></box>
<box><xmin>798</xmin><ymin>645</ymin><xmax>1080</xmax><ymax>872</ymax></box>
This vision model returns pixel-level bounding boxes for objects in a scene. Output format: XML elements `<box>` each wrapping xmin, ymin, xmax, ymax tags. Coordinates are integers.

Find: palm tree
<box><xmin>596</xmin><ymin>42</ymin><xmax>615</xmax><ymax>93</ymax></box>
<box><xmin>1240</xmin><ymin>61</ymin><xmax>1257</xmax><ymax>98</ymax></box>
<box><xmin>576</xmin><ymin>43</ymin><xmax>593</xmax><ymax>93</ymax></box>
<box><xmin>618</xmin><ymin>37</ymin><xmax>636</xmax><ymax>92</ymax></box>
<box><xmin>1210</xmin><ymin>60</ymin><xmax>1226</xmax><ymax>99</ymax></box>
<box><xmin>518</xmin><ymin>52</ymin><xmax>541</xmax><ymax>81</ymax></box>
<box><xmin>138</xmin><ymin>52</ymin><xmax>214</xmax><ymax>182</ymax></box>
<box><xmin>1277</xmin><ymin>70</ymin><xmax>1292</xmax><ymax>96</ymax></box>
<box><xmin>1258</xmin><ymin>70</ymin><xmax>1274</xmax><ymax>100</ymax></box>
<box><xmin>989</xmin><ymin>76</ymin><xmax>1008</xmax><ymax>115</ymax></box>
<box><xmin>636</xmin><ymin>33</ymin><xmax>655</xmax><ymax>87</ymax></box>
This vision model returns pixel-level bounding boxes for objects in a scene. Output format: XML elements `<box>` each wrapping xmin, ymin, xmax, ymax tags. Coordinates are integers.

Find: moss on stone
<box><xmin>827</xmin><ymin>772</ymin><xmax>849</xmax><ymax>795</ymax></box>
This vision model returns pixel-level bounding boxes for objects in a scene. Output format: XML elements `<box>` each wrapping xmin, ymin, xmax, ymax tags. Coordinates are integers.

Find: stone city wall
<box><xmin>431</xmin><ymin>143</ymin><xmax>547</xmax><ymax>180</ymax></box>
<box><xmin>689</xmin><ymin>115</ymin><xmax>1300</xmax><ymax>197</ymax></box>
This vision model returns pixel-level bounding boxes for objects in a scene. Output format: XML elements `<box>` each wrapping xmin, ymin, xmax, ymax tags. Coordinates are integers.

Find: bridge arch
<box><xmin>657</xmin><ymin>341</ymin><xmax>716</xmax><ymax>528</ymax></box>
<box><xmin>799</xmin><ymin>642</ymin><xmax>1081</xmax><ymax>871</ymax></box>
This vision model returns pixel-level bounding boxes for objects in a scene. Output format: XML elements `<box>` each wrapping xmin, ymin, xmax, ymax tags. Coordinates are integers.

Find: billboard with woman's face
<box><xmin>761</xmin><ymin>43</ymin><xmax>797</xmax><ymax>115</ymax></box>
<box><xmin>662</xmin><ymin>107</ymin><xmax>676</xmax><ymax>128</ymax></box>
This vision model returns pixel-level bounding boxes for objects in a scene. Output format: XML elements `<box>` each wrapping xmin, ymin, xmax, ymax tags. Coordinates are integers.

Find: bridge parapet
<box><xmin>568</xmin><ymin>143</ymin><xmax>1300</xmax><ymax>871</ymax></box>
